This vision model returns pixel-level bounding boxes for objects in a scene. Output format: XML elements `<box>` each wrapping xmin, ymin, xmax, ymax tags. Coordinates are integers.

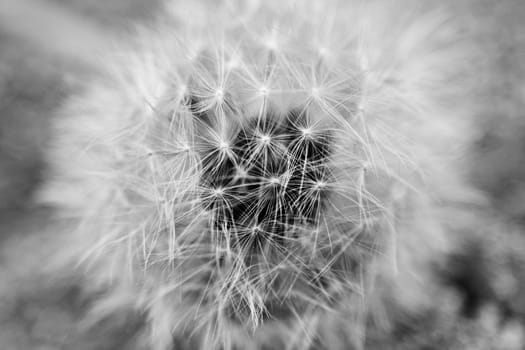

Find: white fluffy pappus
<box><xmin>39</xmin><ymin>1</ymin><xmax>480</xmax><ymax>349</ymax></box>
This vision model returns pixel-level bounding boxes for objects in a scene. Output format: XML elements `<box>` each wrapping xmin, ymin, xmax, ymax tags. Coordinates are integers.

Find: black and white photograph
<box><xmin>1</xmin><ymin>1</ymin><xmax>525</xmax><ymax>349</ymax></box>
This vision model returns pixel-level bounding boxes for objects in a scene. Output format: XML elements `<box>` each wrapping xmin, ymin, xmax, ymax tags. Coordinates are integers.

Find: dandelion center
<box><xmin>194</xmin><ymin>102</ymin><xmax>333</xmax><ymax>253</ymax></box>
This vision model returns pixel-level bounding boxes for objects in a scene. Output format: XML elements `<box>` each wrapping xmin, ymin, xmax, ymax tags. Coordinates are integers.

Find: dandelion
<box><xmin>39</xmin><ymin>1</ymin><xmax>476</xmax><ymax>349</ymax></box>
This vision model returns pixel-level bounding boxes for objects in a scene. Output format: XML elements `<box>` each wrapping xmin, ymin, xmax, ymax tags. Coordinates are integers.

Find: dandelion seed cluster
<box><xmin>40</xmin><ymin>0</ymin><xmax>476</xmax><ymax>349</ymax></box>
<box><xmin>197</xmin><ymin>107</ymin><xmax>332</xmax><ymax>249</ymax></box>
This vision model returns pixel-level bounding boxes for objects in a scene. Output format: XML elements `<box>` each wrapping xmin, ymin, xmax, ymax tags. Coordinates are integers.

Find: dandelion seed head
<box><xmin>311</xmin><ymin>86</ymin><xmax>321</xmax><ymax>100</ymax></box>
<box><xmin>212</xmin><ymin>187</ymin><xmax>225</xmax><ymax>196</ymax></box>
<box><xmin>218</xmin><ymin>139</ymin><xmax>230</xmax><ymax>150</ymax></box>
<box><xmin>215</xmin><ymin>88</ymin><xmax>225</xmax><ymax>102</ymax></box>
<box><xmin>300</xmin><ymin>127</ymin><xmax>313</xmax><ymax>137</ymax></box>
<box><xmin>313</xmin><ymin>181</ymin><xmax>327</xmax><ymax>190</ymax></box>
<box><xmin>268</xmin><ymin>176</ymin><xmax>280</xmax><ymax>185</ymax></box>
<box><xmin>258</xmin><ymin>85</ymin><xmax>269</xmax><ymax>96</ymax></box>
<box><xmin>257</xmin><ymin>133</ymin><xmax>272</xmax><ymax>146</ymax></box>
<box><xmin>39</xmin><ymin>1</ymin><xmax>477</xmax><ymax>349</ymax></box>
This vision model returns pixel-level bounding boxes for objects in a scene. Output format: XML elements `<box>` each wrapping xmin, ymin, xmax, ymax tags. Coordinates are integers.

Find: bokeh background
<box><xmin>1</xmin><ymin>0</ymin><xmax>525</xmax><ymax>349</ymax></box>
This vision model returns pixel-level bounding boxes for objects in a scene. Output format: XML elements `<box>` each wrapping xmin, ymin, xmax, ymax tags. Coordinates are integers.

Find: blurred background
<box><xmin>1</xmin><ymin>0</ymin><xmax>525</xmax><ymax>349</ymax></box>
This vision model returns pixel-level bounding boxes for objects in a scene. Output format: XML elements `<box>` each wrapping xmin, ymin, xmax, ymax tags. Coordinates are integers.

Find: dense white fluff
<box><xmin>39</xmin><ymin>1</ymin><xmax>479</xmax><ymax>349</ymax></box>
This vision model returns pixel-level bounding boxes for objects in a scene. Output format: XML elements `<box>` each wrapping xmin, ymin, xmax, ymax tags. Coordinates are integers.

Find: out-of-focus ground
<box><xmin>0</xmin><ymin>1</ymin><xmax>158</xmax><ymax>348</ymax></box>
<box><xmin>1</xmin><ymin>0</ymin><xmax>525</xmax><ymax>349</ymax></box>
